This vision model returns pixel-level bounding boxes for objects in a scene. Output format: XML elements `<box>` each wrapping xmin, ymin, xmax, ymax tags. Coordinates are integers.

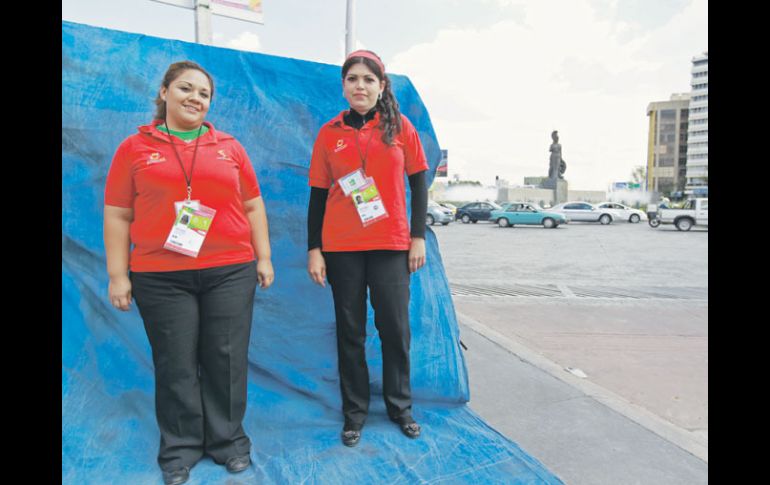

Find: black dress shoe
<box><xmin>399</xmin><ymin>421</ymin><xmax>421</xmax><ymax>438</ymax></box>
<box><xmin>392</xmin><ymin>417</ymin><xmax>421</xmax><ymax>439</ymax></box>
<box><xmin>162</xmin><ymin>466</ymin><xmax>190</xmax><ymax>485</ymax></box>
<box><xmin>341</xmin><ymin>428</ymin><xmax>361</xmax><ymax>447</ymax></box>
<box><xmin>225</xmin><ymin>454</ymin><xmax>251</xmax><ymax>473</ymax></box>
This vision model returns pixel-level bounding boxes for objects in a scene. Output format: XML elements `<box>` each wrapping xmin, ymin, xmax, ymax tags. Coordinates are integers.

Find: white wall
<box><xmin>498</xmin><ymin>187</ymin><xmax>555</xmax><ymax>206</ymax></box>
<box><xmin>567</xmin><ymin>190</ymin><xmax>607</xmax><ymax>203</ymax></box>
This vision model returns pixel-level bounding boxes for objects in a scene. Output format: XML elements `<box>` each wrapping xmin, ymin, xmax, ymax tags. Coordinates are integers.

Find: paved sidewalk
<box><xmin>456</xmin><ymin>297</ymin><xmax>708</xmax><ymax>443</ymax></box>
<box><xmin>459</xmin><ymin>315</ymin><xmax>708</xmax><ymax>485</ymax></box>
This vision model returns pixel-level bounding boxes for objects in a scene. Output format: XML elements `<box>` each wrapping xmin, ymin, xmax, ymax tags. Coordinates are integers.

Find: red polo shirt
<box><xmin>309</xmin><ymin>112</ymin><xmax>429</xmax><ymax>252</ymax></box>
<box><xmin>105</xmin><ymin>120</ymin><xmax>261</xmax><ymax>272</ymax></box>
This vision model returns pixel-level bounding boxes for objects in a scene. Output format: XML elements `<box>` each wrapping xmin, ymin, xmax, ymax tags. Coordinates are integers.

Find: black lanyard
<box><xmin>163</xmin><ymin>120</ymin><xmax>203</xmax><ymax>200</ymax></box>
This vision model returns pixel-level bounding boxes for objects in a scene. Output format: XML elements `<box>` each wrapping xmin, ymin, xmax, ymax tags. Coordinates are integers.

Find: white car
<box><xmin>596</xmin><ymin>202</ymin><xmax>647</xmax><ymax>223</ymax></box>
<box><xmin>549</xmin><ymin>201</ymin><xmax>615</xmax><ymax>224</ymax></box>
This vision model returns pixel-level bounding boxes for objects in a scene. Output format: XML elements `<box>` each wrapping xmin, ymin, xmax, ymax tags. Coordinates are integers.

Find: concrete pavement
<box><xmin>458</xmin><ymin>314</ymin><xmax>708</xmax><ymax>485</ymax></box>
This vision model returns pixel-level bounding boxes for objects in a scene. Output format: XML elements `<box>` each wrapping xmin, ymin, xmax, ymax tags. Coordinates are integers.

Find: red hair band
<box><xmin>346</xmin><ymin>50</ymin><xmax>385</xmax><ymax>74</ymax></box>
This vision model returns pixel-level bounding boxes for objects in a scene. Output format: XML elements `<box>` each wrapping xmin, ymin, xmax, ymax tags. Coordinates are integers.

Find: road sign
<box><xmin>437</xmin><ymin>149</ymin><xmax>448</xmax><ymax>177</ymax></box>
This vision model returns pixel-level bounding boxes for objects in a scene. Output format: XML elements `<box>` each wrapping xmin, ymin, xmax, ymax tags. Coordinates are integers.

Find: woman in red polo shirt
<box><xmin>103</xmin><ymin>61</ymin><xmax>273</xmax><ymax>485</ymax></box>
<box><xmin>306</xmin><ymin>50</ymin><xmax>429</xmax><ymax>447</ymax></box>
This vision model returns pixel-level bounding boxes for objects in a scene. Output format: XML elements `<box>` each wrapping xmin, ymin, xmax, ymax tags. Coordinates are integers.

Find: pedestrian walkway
<box><xmin>458</xmin><ymin>308</ymin><xmax>708</xmax><ymax>484</ymax></box>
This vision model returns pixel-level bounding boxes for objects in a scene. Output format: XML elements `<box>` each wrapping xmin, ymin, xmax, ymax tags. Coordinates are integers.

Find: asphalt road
<box><xmin>432</xmin><ymin>217</ymin><xmax>708</xmax><ymax>288</ymax></box>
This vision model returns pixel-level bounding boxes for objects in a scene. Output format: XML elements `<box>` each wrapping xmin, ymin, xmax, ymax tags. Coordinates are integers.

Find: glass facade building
<box><xmin>685</xmin><ymin>52</ymin><xmax>708</xmax><ymax>196</ymax></box>
<box><xmin>646</xmin><ymin>94</ymin><xmax>691</xmax><ymax>196</ymax></box>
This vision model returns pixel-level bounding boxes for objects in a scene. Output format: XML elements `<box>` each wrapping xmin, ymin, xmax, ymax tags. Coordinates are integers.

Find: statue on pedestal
<box><xmin>548</xmin><ymin>130</ymin><xmax>567</xmax><ymax>181</ymax></box>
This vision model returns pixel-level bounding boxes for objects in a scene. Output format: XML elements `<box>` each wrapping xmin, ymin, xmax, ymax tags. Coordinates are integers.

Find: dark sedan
<box><xmin>455</xmin><ymin>201</ymin><xmax>503</xmax><ymax>223</ymax></box>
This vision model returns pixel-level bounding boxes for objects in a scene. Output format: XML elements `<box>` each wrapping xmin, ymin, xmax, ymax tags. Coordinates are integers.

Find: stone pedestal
<box><xmin>543</xmin><ymin>178</ymin><xmax>568</xmax><ymax>205</ymax></box>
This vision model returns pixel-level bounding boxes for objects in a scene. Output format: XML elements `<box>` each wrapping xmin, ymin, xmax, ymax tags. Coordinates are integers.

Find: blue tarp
<box><xmin>62</xmin><ymin>21</ymin><xmax>563</xmax><ymax>484</ymax></box>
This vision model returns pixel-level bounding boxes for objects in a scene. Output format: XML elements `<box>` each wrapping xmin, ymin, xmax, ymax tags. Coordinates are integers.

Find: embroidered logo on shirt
<box><xmin>334</xmin><ymin>139</ymin><xmax>348</xmax><ymax>153</ymax></box>
<box><xmin>217</xmin><ymin>149</ymin><xmax>232</xmax><ymax>161</ymax></box>
<box><xmin>146</xmin><ymin>152</ymin><xmax>167</xmax><ymax>165</ymax></box>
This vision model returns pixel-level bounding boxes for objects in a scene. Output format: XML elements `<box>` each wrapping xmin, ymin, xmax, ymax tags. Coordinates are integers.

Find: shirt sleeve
<box><xmin>401</xmin><ymin>116</ymin><xmax>430</xmax><ymax>176</ymax></box>
<box><xmin>308</xmin><ymin>128</ymin><xmax>332</xmax><ymax>188</ymax></box>
<box><xmin>307</xmin><ymin>187</ymin><xmax>329</xmax><ymax>250</ymax></box>
<box><xmin>104</xmin><ymin>139</ymin><xmax>136</xmax><ymax>208</ymax></box>
<box><xmin>408</xmin><ymin>170</ymin><xmax>428</xmax><ymax>239</ymax></box>
<box><xmin>234</xmin><ymin>140</ymin><xmax>261</xmax><ymax>200</ymax></box>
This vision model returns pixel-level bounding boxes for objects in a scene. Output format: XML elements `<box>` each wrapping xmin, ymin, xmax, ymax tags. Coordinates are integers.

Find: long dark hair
<box><xmin>153</xmin><ymin>61</ymin><xmax>215</xmax><ymax>120</ymax></box>
<box><xmin>342</xmin><ymin>51</ymin><xmax>402</xmax><ymax>145</ymax></box>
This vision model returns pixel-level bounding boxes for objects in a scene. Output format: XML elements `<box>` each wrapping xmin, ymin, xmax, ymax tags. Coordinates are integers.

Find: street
<box><xmin>433</xmin><ymin>217</ymin><xmax>708</xmax><ymax>288</ymax></box>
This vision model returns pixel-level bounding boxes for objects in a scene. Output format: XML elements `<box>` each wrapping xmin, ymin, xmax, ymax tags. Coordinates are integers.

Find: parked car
<box><xmin>427</xmin><ymin>200</ymin><xmax>454</xmax><ymax>226</ymax></box>
<box><xmin>596</xmin><ymin>202</ymin><xmax>647</xmax><ymax>223</ymax></box>
<box><xmin>489</xmin><ymin>202</ymin><xmax>568</xmax><ymax>228</ymax></box>
<box><xmin>439</xmin><ymin>202</ymin><xmax>457</xmax><ymax>216</ymax></box>
<box><xmin>455</xmin><ymin>201</ymin><xmax>503</xmax><ymax>223</ymax></box>
<box><xmin>653</xmin><ymin>197</ymin><xmax>708</xmax><ymax>231</ymax></box>
<box><xmin>549</xmin><ymin>201</ymin><xmax>615</xmax><ymax>224</ymax></box>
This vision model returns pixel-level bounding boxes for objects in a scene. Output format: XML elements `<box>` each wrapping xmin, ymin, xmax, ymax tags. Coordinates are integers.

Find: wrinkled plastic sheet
<box><xmin>62</xmin><ymin>21</ymin><xmax>563</xmax><ymax>484</ymax></box>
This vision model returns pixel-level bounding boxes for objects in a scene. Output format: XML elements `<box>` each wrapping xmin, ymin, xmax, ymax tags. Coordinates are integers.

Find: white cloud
<box><xmin>226</xmin><ymin>31</ymin><xmax>261</xmax><ymax>52</ymax></box>
<box><xmin>389</xmin><ymin>0</ymin><xmax>706</xmax><ymax>191</ymax></box>
<box><xmin>332</xmin><ymin>39</ymin><xmax>371</xmax><ymax>66</ymax></box>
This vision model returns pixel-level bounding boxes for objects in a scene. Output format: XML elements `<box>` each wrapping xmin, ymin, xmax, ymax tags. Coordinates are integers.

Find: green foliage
<box><xmin>436</xmin><ymin>200</ymin><xmax>467</xmax><ymax>207</ymax></box>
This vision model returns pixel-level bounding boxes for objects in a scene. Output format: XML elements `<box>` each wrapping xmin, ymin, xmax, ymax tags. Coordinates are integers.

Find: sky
<box><xmin>62</xmin><ymin>0</ymin><xmax>708</xmax><ymax>191</ymax></box>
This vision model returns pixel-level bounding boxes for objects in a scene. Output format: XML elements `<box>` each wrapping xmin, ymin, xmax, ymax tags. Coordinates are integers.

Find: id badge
<box><xmin>338</xmin><ymin>169</ymin><xmax>368</xmax><ymax>196</ymax></box>
<box><xmin>174</xmin><ymin>199</ymin><xmax>200</xmax><ymax>216</ymax></box>
<box><xmin>164</xmin><ymin>203</ymin><xmax>216</xmax><ymax>257</ymax></box>
<box><xmin>351</xmin><ymin>177</ymin><xmax>388</xmax><ymax>227</ymax></box>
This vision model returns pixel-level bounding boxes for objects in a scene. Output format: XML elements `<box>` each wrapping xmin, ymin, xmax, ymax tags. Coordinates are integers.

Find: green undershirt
<box><xmin>157</xmin><ymin>124</ymin><xmax>209</xmax><ymax>141</ymax></box>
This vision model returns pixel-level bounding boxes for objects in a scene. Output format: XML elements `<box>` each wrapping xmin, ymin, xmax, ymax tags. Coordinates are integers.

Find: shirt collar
<box><xmin>328</xmin><ymin>109</ymin><xmax>380</xmax><ymax>130</ymax></box>
<box><xmin>344</xmin><ymin>108</ymin><xmax>377</xmax><ymax>128</ymax></box>
<box><xmin>139</xmin><ymin>119</ymin><xmax>227</xmax><ymax>144</ymax></box>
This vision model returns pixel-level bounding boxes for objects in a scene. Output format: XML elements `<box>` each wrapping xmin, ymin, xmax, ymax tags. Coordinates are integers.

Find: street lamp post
<box><xmin>345</xmin><ymin>0</ymin><xmax>356</xmax><ymax>56</ymax></box>
<box><xmin>195</xmin><ymin>0</ymin><xmax>213</xmax><ymax>45</ymax></box>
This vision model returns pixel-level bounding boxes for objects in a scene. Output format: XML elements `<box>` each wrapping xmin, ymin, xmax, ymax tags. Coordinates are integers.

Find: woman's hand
<box><xmin>104</xmin><ymin>205</ymin><xmax>133</xmax><ymax>311</ymax></box>
<box><xmin>257</xmin><ymin>259</ymin><xmax>275</xmax><ymax>289</ymax></box>
<box><xmin>307</xmin><ymin>248</ymin><xmax>327</xmax><ymax>287</ymax></box>
<box><xmin>108</xmin><ymin>274</ymin><xmax>132</xmax><ymax>311</ymax></box>
<box><xmin>408</xmin><ymin>237</ymin><xmax>426</xmax><ymax>273</ymax></box>
<box><xmin>243</xmin><ymin>196</ymin><xmax>274</xmax><ymax>289</ymax></box>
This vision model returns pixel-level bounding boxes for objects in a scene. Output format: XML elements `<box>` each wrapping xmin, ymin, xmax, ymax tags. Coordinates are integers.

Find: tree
<box><xmin>631</xmin><ymin>165</ymin><xmax>646</xmax><ymax>185</ymax></box>
<box><xmin>448</xmin><ymin>180</ymin><xmax>482</xmax><ymax>186</ymax></box>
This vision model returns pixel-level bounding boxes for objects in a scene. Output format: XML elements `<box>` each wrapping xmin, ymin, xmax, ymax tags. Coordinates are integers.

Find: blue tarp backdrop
<box><xmin>62</xmin><ymin>21</ymin><xmax>563</xmax><ymax>484</ymax></box>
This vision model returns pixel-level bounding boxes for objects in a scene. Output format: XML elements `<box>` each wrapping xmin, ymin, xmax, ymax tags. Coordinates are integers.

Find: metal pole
<box><xmin>195</xmin><ymin>0</ymin><xmax>213</xmax><ymax>45</ymax></box>
<box><xmin>345</xmin><ymin>0</ymin><xmax>356</xmax><ymax>56</ymax></box>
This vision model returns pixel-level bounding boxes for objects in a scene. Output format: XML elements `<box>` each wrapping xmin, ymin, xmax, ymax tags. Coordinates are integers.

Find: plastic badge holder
<box><xmin>352</xmin><ymin>177</ymin><xmax>388</xmax><ymax>227</ymax></box>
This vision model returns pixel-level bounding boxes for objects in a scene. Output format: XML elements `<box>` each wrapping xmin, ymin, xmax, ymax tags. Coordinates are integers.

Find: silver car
<box><xmin>596</xmin><ymin>202</ymin><xmax>647</xmax><ymax>223</ymax></box>
<box><xmin>427</xmin><ymin>200</ymin><xmax>454</xmax><ymax>225</ymax></box>
<box><xmin>549</xmin><ymin>201</ymin><xmax>615</xmax><ymax>224</ymax></box>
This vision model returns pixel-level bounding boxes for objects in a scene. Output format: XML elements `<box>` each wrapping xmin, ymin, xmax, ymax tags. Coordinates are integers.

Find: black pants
<box><xmin>130</xmin><ymin>261</ymin><xmax>257</xmax><ymax>472</ymax></box>
<box><xmin>324</xmin><ymin>250</ymin><xmax>412</xmax><ymax>430</ymax></box>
